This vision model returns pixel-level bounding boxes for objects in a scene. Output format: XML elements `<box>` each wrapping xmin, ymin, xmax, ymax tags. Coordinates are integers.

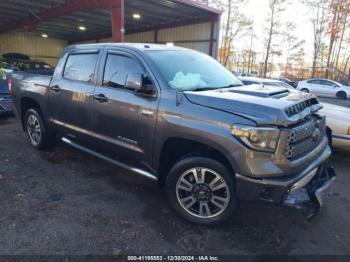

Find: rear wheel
<box><xmin>301</xmin><ymin>88</ymin><xmax>309</xmax><ymax>93</ymax></box>
<box><xmin>336</xmin><ymin>91</ymin><xmax>347</xmax><ymax>100</ymax></box>
<box><xmin>24</xmin><ymin>108</ymin><xmax>54</xmax><ymax>150</ymax></box>
<box><xmin>166</xmin><ymin>157</ymin><xmax>237</xmax><ymax>225</ymax></box>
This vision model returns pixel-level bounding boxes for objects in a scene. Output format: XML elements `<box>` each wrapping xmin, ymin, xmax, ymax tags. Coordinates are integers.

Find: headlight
<box><xmin>231</xmin><ymin>125</ymin><xmax>280</xmax><ymax>152</ymax></box>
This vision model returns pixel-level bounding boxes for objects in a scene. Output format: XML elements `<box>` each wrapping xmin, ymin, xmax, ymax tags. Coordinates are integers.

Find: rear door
<box><xmin>49</xmin><ymin>49</ymin><xmax>100</xmax><ymax>139</ymax></box>
<box><xmin>319</xmin><ymin>80</ymin><xmax>339</xmax><ymax>97</ymax></box>
<box><xmin>92</xmin><ymin>49</ymin><xmax>159</xmax><ymax>167</ymax></box>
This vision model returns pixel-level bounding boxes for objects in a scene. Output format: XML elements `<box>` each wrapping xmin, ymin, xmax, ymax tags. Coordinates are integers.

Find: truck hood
<box><xmin>184</xmin><ymin>84</ymin><xmax>322</xmax><ymax>126</ymax></box>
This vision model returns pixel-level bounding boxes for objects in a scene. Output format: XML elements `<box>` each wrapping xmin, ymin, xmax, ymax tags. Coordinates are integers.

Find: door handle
<box><xmin>50</xmin><ymin>85</ymin><xmax>62</xmax><ymax>93</ymax></box>
<box><xmin>93</xmin><ymin>94</ymin><xmax>109</xmax><ymax>103</ymax></box>
<box><xmin>141</xmin><ymin>110</ymin><xmax>154</xmax><ymax>117</ymax></box>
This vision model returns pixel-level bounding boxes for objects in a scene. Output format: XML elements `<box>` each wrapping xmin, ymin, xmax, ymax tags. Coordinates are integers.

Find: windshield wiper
<box><xmin>190</xmin><ymin>87</ymin><xmax>217</xmax><ymax>91</ymax></box>
<box><xmin>218</xmin><ymin>84</ymin><xmax>243</xmax><ymax>89</ymax></box>
<box><xmin>190</xmin><ymin>84</ymin><xmax>243</xmax><ymax>92</ymax></box>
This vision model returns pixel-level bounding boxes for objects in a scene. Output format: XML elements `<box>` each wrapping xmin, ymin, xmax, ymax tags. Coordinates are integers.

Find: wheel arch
<box><xmin>157</xmin><ymin>137</ymin><xmax>235</xmax><ymax>187</ymax></box>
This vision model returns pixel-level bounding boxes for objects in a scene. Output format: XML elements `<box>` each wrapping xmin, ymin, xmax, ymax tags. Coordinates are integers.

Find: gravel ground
<box><xmin>0</xmin><ymin>116</ymin><xmax>350</xmax><ymax>256</ymax></box>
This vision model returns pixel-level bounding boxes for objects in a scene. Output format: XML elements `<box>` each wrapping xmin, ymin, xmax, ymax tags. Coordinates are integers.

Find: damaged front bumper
<box><xmin>305</xmin><ymin>164</ymin><xmax>336</xmax><ymax>208</ymax></box>
<box><xmin>235</xmin><ymin>149</ymin><xmax>336</xmax><ymax>210</ymax></box>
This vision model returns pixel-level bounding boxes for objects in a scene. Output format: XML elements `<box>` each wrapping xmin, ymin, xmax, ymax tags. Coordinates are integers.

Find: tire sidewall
<box><xmin>166</xmin><ymin>157</ymin><xmax>237</xmax><ymax>226</ymax></box>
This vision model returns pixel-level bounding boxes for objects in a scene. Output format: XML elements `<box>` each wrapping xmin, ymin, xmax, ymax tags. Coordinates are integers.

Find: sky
<box><xmin>234</xmin><ymin>0</ymin><xmax>315</xmax><ymax>62</ymax></box>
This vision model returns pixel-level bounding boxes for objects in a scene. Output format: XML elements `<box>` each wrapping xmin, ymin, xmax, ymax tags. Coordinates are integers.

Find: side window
<box><xmin>103</xmin><ymin>54</ymin><xmax>144</xmax><ymax>90</ymax></box>
<box><xmin>63</xmin><ymin>53</ymin><xmax>98</xmax><ymax>83</ymax></box>
<box><xmin>307</xmin><ymin>80</ymin><xmax>319</xmax><ymax>84</ymax></box>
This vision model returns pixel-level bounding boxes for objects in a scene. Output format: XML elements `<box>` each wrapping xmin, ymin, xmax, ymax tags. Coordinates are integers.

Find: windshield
<box><xmin>147</xmin><ymin>50</ymin><xmax>243</xmax><ymax>91</ymax></box>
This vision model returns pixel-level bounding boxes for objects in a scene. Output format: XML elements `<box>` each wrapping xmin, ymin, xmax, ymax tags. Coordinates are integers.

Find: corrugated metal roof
<box><xmin>0</xmin><ymin>0</ymin><xmax>220</xmax><ymax>42</ymax></box>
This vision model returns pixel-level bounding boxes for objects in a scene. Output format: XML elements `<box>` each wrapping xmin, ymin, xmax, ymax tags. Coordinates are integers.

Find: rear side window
<box><xmin>103</xmin><ymin>54</ymin><xmax>143</xmax><ymax>90</ymax></box>
<box><xmin>64</xmin><ymin>53</ymin><xmax>98</xmax><ymax>83</ymax></box>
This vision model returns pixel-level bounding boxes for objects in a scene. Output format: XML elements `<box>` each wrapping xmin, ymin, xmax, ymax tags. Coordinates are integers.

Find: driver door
<box><xmin>91</xmin><ymin>50</ymin><xmax>159</xmax><ymax>168</ymax></box>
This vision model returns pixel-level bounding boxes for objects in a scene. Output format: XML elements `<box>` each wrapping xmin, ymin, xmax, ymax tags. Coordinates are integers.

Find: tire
<box><xmin>336</xmin><ymin>91</ymin><xmax>347</xmax><ymax>100</ymax></box>
<box><xmin>24</xmin><ymin>108</ymin><xmax>54</xmax><ymax>150</ymax></box>
<box><xmin>166</xmin><ymin>156</ymin><xmax>237</xmax><ymax>226</ymax></box>
<box><xmin>301</xmin><ymin>88</ymin><xmax>309</xmax><ymax>93</ymax></box>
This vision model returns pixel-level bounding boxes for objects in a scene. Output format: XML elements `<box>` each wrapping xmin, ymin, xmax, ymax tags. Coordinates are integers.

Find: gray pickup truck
<box><xmin>11</xmin><ymin>43</ymin><xmax>335</xmax><ymax>225</ymax></box>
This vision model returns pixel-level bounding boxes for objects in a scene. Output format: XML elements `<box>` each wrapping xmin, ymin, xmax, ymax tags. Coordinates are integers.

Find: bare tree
<box><xmin>324</xmin><ymin>0</ymin><xmax>350</xmax><ymax>78</ymax></box>
<box><xmin>247</xmin><ymin>25</ymin><xmax>256</xmax><ymax>73</ymax></box>
<box><xmin>334</xmin><ymin>2</ymin><xmax>350</xmax><ymax>70</ymax></box>
<box><xmin>303</xmin><ymin>0</ymin><xmax>329</xmax><ymax>78</ymax></box>
<box><xmin>198</xmin><ymin>0</ymin><xmax>251</xmax><ymax>67</ymax></box>
<box><xmin>263</xmin><ymin>0</ymin><xmax>287</xmax><ymax>77</ymax></box>
<box><xmin>283</xmin><ymin>22</ymin><xmax>305</xmax><ymax>76</ymax></box>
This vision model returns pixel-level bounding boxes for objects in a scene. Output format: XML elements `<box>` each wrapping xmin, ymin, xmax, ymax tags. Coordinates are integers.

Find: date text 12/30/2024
<box><xmin>127</xmin><ymin>256</ymin><xmax>220</xmax><ymax>261</ymax></box>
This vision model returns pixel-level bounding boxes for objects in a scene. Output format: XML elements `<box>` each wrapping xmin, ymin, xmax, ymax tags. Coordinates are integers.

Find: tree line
<box><xmin>198</xmin><ymin>0</ymin><xmax>350</xmax><ymax>83</ymax></box>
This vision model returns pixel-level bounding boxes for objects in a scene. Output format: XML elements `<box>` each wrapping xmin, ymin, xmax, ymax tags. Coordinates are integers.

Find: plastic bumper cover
<box><xmin>235</xmin><ymin>147</ymin><xmax>336</xmax><ymax>208</ymax></box>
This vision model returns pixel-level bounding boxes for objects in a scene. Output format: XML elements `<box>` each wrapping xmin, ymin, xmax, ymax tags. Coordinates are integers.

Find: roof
<box><xmin>65</xmin><ymin>42</ymin><xmax>193</xmax><ymax>53</ymax></box>
<box><xmin>0</xmin><ymin>0</ymin><xmax>221</xmax><ymax>42</ymax></box>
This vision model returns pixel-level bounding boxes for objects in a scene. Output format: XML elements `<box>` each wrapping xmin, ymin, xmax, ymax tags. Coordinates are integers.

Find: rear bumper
<box><xmin>235</xmin><ymin>146</ymin><xmax>335</xmax><ymax>206</ymax></box>
<box><xmin>0</xmin><ymin>98</ymin><xmax>12</xmax><ymax>114</ymax></box>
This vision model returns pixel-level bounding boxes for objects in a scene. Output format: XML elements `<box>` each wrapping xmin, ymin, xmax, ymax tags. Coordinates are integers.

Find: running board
<box><xmin>61</xmin><ymin>137</ymin><xmax>158</xmax><ymax>181</ymax></box>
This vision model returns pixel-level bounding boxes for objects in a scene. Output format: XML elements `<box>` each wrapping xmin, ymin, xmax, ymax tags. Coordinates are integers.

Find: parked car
<box><xmin>239</xmin><ymin>76</ymin><xmax>294</xmax><ymax>89</ymax></box>
<box><xmin>0</xmin><ymin>68</ymin><xmax>12</xmax><ymax>115</ymax></box>
<box><xmin>277</xmin><ymin>77</ymin><xmax>298</xmax><ymax>88</ymax></box>
<box><xmin>297</xmin><ymin>78</ymin><xmax>350</xmax><ymax>99</ymax></box>
<box><xmin>1</xmin><ymin>53</ymin><xmax>31</xmax><ymax>64</ymax></box>
<box><xmin>11</xmin><ymin>43</ymin><xmax>335</xmax><ymax>225</ymax></box>
<box><xmin>320</xmin><ymin>103</ymin><xmax>350</xmax><ymax>150</ymax></box>
<box><xmin>11</xmin><ymin>59</ymin><xmax>53</xmax><ymax>75</ymax></box>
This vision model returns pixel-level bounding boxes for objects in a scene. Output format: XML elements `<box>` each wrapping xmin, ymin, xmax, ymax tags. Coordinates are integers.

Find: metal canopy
<box><xmin>0</xmin><ymin>0</ymin><xmax>221</xmax><ymax>43</ymax></box>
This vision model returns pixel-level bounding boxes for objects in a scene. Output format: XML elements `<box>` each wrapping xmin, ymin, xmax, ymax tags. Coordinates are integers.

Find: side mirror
<box><xmin>125</xmin><ymin>73</ymin><xmax>155</xmax><ymax>95</ymax></box>
<box><xmin>125</xmin><ymin>73</ymin><xmax>142</xmax><ymax>91</ymax></box>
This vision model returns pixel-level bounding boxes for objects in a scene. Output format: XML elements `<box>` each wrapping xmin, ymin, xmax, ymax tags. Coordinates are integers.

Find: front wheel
<box><xmin>166</xmin><ymin>157</ymin><xmax>237</xmax><ymax>225</ymax></box>
<box><xmin>301</xmin><ymin>88</ymin><xmax>309</xmax><ymax>93</ymax></box>
<box><xmin>24</xmin><ymin>108</ymin><xmax>54</xmax><ymax>150</ymax></box>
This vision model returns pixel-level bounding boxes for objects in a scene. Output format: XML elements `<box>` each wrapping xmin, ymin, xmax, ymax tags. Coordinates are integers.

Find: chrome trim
<box><xmin>290</xmin><ymin>168</ymin><xmax>318</xmax><ymax>192</ymax></box>
<box><xmin>51</xmin><ymin>119</ymin><xmax>144</xmax><ymax>153</ymax></box>
<box><xmin>141</xmin><ymin>110</ymin><xmax>154</xmax><ymax>117</ymax></box>
<box><xmin>61</xmin><ymin>137</ymin><xmax>157</xmax><ymax>181</ymax></box>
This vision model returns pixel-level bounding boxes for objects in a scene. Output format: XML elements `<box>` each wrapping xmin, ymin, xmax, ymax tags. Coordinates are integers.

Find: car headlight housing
<box><xmin>231</xmin><ymin>125</ymin><xmax>280</xmax><ymax>152</ymax></box>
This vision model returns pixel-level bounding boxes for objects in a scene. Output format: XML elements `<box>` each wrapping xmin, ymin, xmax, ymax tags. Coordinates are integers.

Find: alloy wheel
<box><xmin>176</xmin><ymin>167</ymin><xmax>230</xmax><ymax>219</ymax></box>
<box><xmin>27</xmin><ymin>114</ymin><xmax>42</xmax><ymax>146</ymax></box>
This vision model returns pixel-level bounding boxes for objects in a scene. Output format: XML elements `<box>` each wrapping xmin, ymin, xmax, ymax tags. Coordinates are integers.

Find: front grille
<box><xmin>285</xmin><ymin>98</ymin><xmax>319</xmax><ymax>117</ymax></box>
<box><xmin>285</xmin><ymin>116</ymin><xmax>326</xmax><ymax>160</ymax></box>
